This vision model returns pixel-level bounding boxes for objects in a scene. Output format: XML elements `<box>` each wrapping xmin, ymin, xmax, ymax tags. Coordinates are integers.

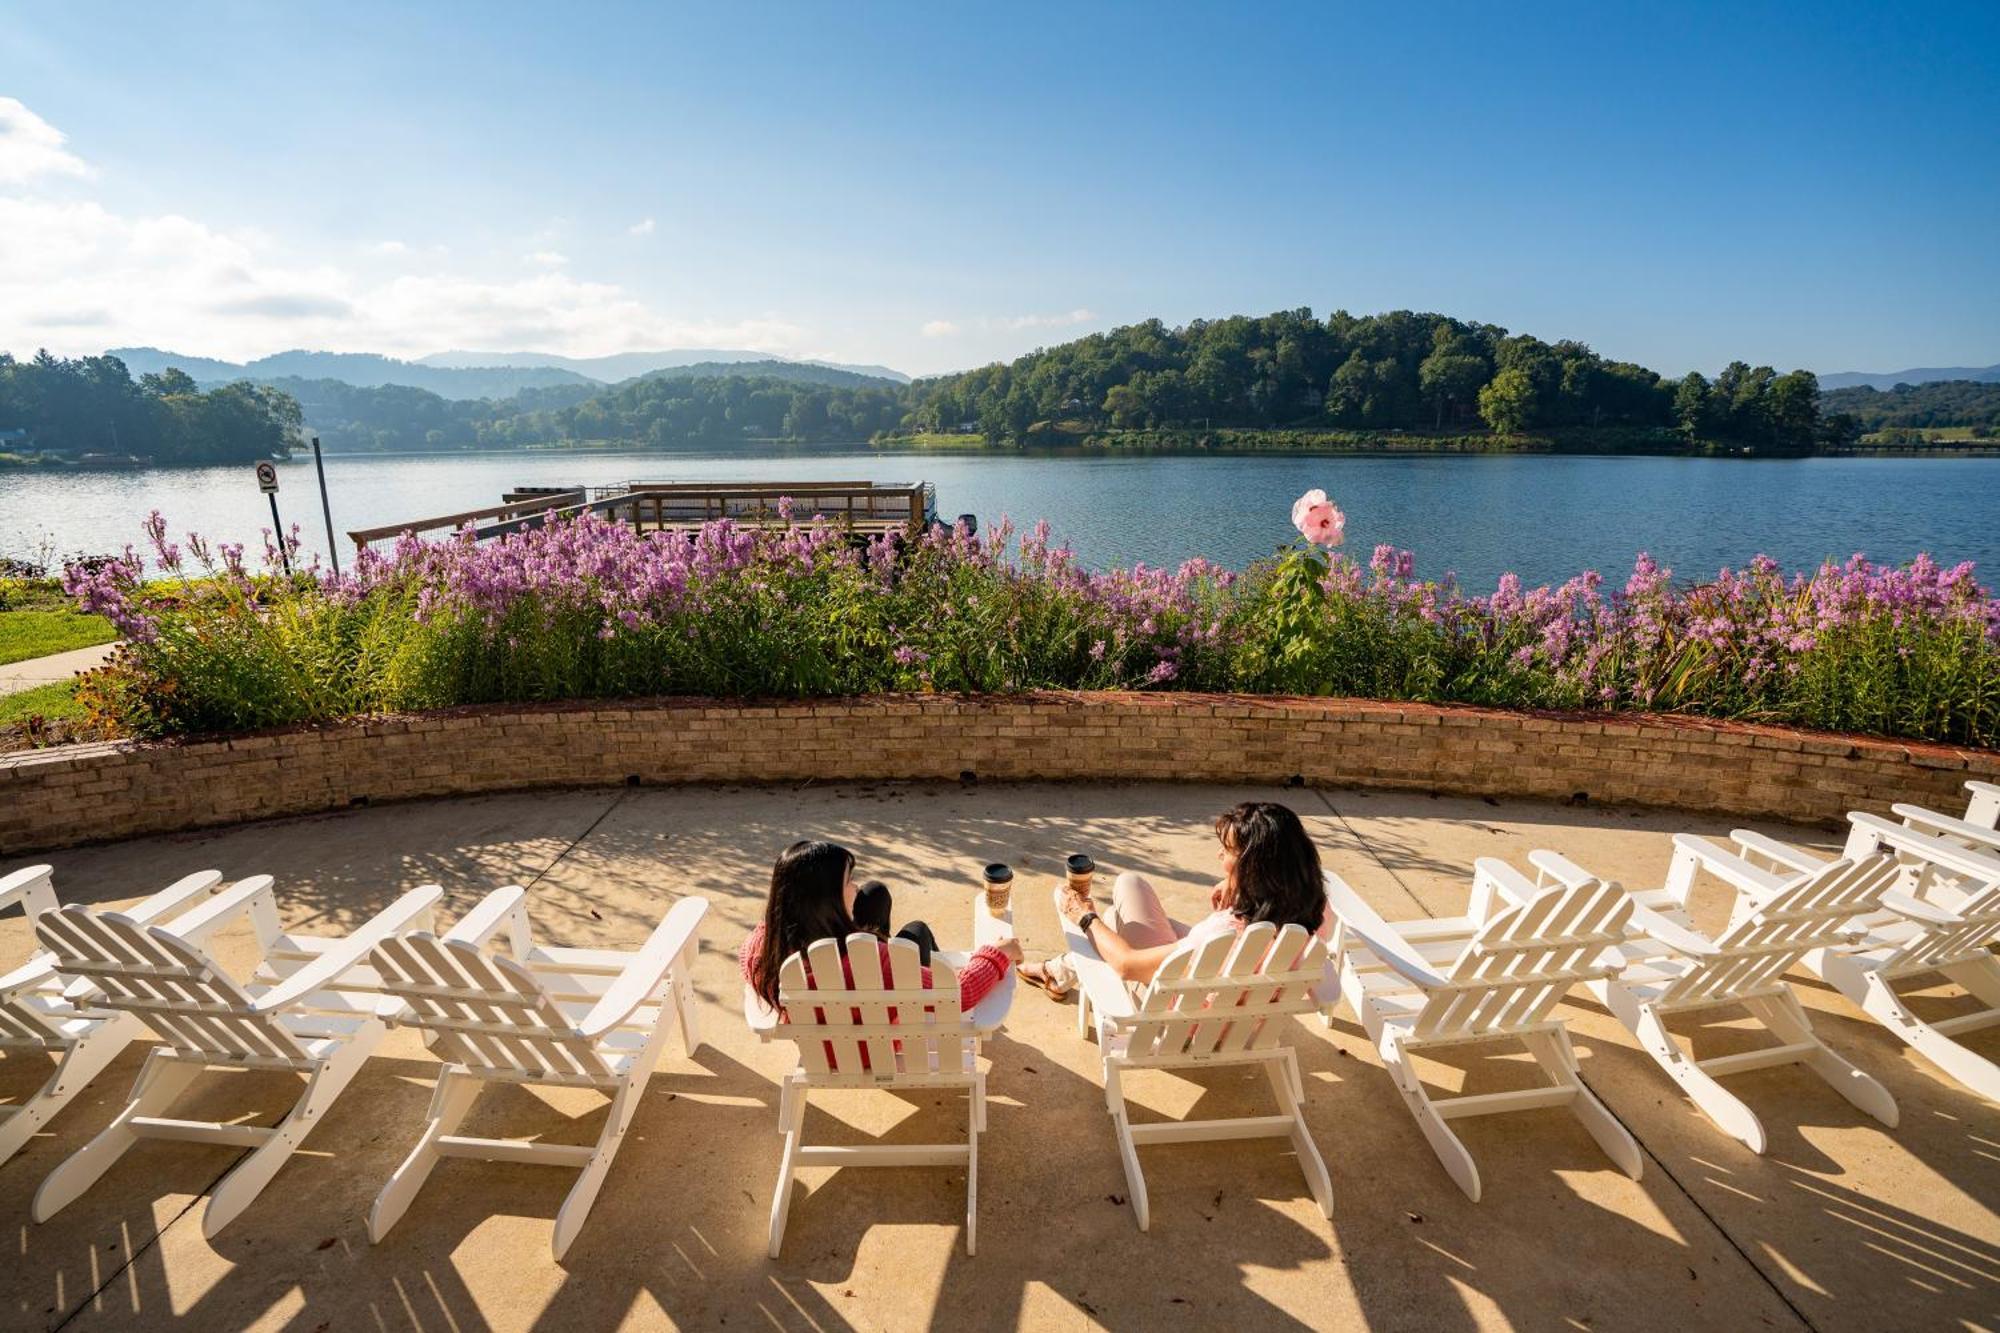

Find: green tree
<box><xmin>1477</xmin><ymin>367</ymin><xmax>1537</xmax><ymax>434</ymax></box>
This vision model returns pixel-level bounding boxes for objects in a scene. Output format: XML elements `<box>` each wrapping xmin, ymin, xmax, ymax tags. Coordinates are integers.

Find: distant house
<box><xmin>0</xmin><ymin>427</ymin><xmax>30</xmax><ymax>447</ymax></box>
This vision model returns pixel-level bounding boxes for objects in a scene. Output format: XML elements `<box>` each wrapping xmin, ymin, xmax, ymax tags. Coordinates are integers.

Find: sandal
<box><xmin>1018</xmin><ymin>954</ymin><xmax>1077</xmax><ymax>1000</ymax></box>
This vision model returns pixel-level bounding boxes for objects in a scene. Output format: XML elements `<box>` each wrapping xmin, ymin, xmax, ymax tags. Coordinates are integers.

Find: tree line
<box><xmin>0</xmin><ymin>353</ymin><xmax>302</xmax><ymax>464</ymax></box>
<box><xmin>1820</xmin><ymin>379</ymin><xmax>2000</xmax><ymax>433</ymax></box>
<box><xmin>275</xmin><ymin>372</ymin><xmax>907</xmax><ymax>453</ymax></box>
<box><xmin>902</xmin><ymin>310</ymin><xmax>1860</xmax><ymax>453</ymax></box>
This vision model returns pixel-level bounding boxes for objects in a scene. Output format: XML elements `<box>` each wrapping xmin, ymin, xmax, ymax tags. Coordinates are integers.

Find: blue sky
<box><xmin>2</xmin><ymin>1</ymin><xmax>1996</xmax><ymax>377</ymax></box>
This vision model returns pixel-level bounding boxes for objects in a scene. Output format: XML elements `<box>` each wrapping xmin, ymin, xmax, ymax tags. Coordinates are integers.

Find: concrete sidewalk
<box><xmin>0</xmin><ymin>642</ymin><xmax>114</xmax><ymax>696</ymax></box>
<box><xmin>0</xmin><ymin>782</ymin><xmax>1992</xmax><ymax>1331</ymax></box>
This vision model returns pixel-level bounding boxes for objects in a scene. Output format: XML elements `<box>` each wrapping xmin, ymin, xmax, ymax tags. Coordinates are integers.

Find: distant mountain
<box><xmin>109</xmin><ymin>347</ymin><xmax>594</xmax><ymax>400</ymax></box>
<box><xmin>623</xmin><ymin>359</ymin><xmax>904</xmax><ymax>391</ymax></box>
<box><xmin>1818</xmin><ymin>363</ymin><xmax>2000</xmax><ymax>391</ymax></box>
<box><xmin>417</xmin><ymin>348</ymin><xmax>912</xmax><ymax>384</ymax></box>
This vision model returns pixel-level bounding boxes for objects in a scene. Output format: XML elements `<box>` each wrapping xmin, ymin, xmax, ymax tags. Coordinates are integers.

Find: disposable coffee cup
<box><xmin>982</xmin><ymin>862</ymin><xmax>1014</xmax><ymax>913</ymax></box>
<box><xmin>1065</xmin><ymin>853</ymin><xmax>1095</xmax><ymax>899</ymax></box>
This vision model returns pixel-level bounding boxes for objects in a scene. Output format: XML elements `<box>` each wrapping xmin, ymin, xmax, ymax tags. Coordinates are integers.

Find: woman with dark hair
<box><xmin>1020</xmin><ymin>802</ymin><xmax>1330</xmax><ymax>995</ymax></box>
<box><xmin>740</xmin><ymin>840</ymin><xmax>1020</xmax><ymax>1014</ymax></box>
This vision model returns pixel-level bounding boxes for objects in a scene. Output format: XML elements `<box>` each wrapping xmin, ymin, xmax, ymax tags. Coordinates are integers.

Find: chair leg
<box><xmin>1856</xmin><ymin>969</ymin><xmax>2000</xmax><ymax>1100</ymax></box>
<box><xmin>1077</xmin><ymin>988</ymin><xmax>1091</xmax><ymax>1039</ymax></box>
<box><xmin>1267</xmin><ymin>1051</ymin><xmax>1332</xmax><ymax>1219</ymax></box>
<box><xmin>673</xmin><ymin>952</ymin><xmax>703</xmax><ymax>1058</ymax></box>
<box><xmin>0</xmin><ymin>1016</ymin><xmax>140</xmax><ymax>1166</ymax></box>
<box><xmin>33</xmin><ymin>1050</ymin><xmax>202</xmax><ymax>1221</ymax></box>
<box><xmin>1106</xmin><ymin>1065</ymin><xmax>1150</xmax><ymax>1232</ymax></box>
<box><xmin>553</xmin><ymin>1076</ymin><xmax>643</xmax><ymax>1262</ymax></box>
<box><xmin>370</xmin><ymin>1067</ymin><xmax>480</xmax><ymax>1244</ymax></box>
<box><xmin>1743</xmin><ymin>991</ymin><xmax>1897</xmax><ymax>1128</ymax></box>
<box><xmin>1382</xmin><ymin>1037</ymin><xmax>1481</xmax><ymax>1202</ymax></box>
<box><xmin>1523</xmin><ymin>1029</ymin><xmax>1642</xmax><ymax>1181</ymax></box>
<box><xmin>767</xmin><ymin>1075</ymin><xmax>807</xmax><ymax>1258</ymax></box>
<box><xmin>204</xmin><ymin>1030</ymin><xmax>380</xmax><ymax>1238</ymax></box>
<box><xmin>965</xmin><ymin>1081</ymin><xmax>980</xmax><ymax>1257</ymax></box>
<box><xmin>1610</xmin><ymin>988</ymin><xmax>1767</xmax><ymax>1153</ymax></box>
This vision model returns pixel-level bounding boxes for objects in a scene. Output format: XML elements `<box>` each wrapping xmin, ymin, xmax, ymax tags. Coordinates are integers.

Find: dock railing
<box><xmin>349</xmin><ymin>481</ymin><xmax>934</xmax><ymax>550</ymax></box>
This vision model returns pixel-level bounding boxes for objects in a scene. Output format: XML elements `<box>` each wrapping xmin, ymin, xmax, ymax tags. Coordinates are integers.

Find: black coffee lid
<box><xmin>1066</xmin><ymin>853</ymin><xmax>1095</xmax><ymax>873</ymax></box>
<box><xmin>982</xmin><ymin>862</ymin><xmax>1013</xmax><ymax>883</ymax></box>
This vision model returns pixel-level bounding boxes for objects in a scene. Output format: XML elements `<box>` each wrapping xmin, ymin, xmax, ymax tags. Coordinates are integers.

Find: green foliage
<box><xmin>0</xmin><ymin>352</ymin><xmax>300</xmax><ymax>464</ymax></box>
<box><xmin>1822</xmin><ymin>379</ymin><xmax>2000</xmax><ymax>432</ymax></box>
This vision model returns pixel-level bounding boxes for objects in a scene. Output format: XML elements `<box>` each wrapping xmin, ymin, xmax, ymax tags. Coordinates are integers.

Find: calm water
<box><xmin>2</xmin><ymin>448</ymin><xmax>1996</xmax><ymax>592</ymax></box>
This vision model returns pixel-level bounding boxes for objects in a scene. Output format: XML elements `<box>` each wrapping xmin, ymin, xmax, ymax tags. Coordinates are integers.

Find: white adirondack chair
<box><xmin>1526</xmin><ymin>846</ymin><xmax>1901</xmax><ymax>1151</ymax></box>
<box><xmin>367</xmin><ymin>885</ymin><xmax>707</xmax><ymax>1262</ymax></box>
<box><xmin>31</xmin><ymin>878</ymin><xmax>441</xmax><ymax>1235</ymax></box>
<box><xmin>747</xmin><ymin>897</ymin><xmax>1014</xmax><ymax>1257</ymax></box>
<box><xmin>1700</xmin><ymin>811</ymin><xmax>2000</xmax><ymax>1100</ymax></box>
<box><xmin>1324</xmin><ymin>862</ymin><xmax>1642</xmax><ymax>1201</ymax></box>
<box><xmin>2</xmin><ymin>865</ymin><xmax>230</xmax><ymax>1165</ymax></box>
<box><xmin>1057</xmin><ymin>887</ymin><xmax>1333</xmax><ymax>1231</ymax></box>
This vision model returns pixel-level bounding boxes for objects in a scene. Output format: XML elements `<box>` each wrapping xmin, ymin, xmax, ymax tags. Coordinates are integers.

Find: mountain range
<box><xmin>105</xmin><ymin>346</ymin><xmax>910</xmax><ymax>401</ymax></box>
<box><xmin>1816</xmin><ymin>363</ymin><xmax>2000</xmax><ymax>391</ymax></box>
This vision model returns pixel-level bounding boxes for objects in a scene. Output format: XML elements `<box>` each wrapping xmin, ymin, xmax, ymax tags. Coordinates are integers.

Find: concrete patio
<box><xmin>1</xmin><ymin>781</ymin><xmax>1994</xmax><ymax>1331</ymax></box>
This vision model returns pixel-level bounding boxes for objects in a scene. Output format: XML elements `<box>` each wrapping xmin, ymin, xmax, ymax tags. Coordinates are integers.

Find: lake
<box><xmin>2</xmin><ymin>448</ymin><xmax>1996</xmax><ymax>592</ymax></box>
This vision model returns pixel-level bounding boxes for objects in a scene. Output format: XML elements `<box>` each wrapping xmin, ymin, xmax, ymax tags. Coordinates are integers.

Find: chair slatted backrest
<box><xmin>0</xmin><ymin>970</ymin><xmax>69</xmax><ymax>1049</ymax></box>
<box><xmin>1415</xmin><ymin>880</ymin><xmax>1631</xmax><ymax>1041</ymax></box>
<box><xmin>34</xmin><ymin>905</ymin><xmax>310</xmax><ymax>1065</ymax></box>
<box><xmin>775</xmin><ymin>934</ymin><xmax>967</xmax><ymax>1084</ymax></box>
<box><xmin>1125</xmin><ymin>922</ymin><xmax>1328</xmax><ymax>1061</ymax></box>
<box><xmin>371</xmin><ymin>934</ymin><xmax>612</xmax><ymax>1085</ymax></box>
<box><xmin>1659</xmin><ymin>854</ymin><xmax>1897</xmax><ymax>1007</ymax></box>
<box><xmin>1884</xmin><ymin>880</ymin><xmax>2000</xmax><ymax>973</ymax></box>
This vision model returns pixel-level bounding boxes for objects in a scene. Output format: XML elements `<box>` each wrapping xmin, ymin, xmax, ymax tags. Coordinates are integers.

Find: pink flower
<box><xmin>1290</xmin><ymin>489</ymin><xmax>1345</xmax><ymax>548</ymax></box>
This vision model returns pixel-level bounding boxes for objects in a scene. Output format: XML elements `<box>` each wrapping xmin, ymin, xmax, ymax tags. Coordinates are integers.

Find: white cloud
<box><xmin>0</xmin><ymin>97</ymin><xmax>91</xmax><ymax>186</ymax></box>
<box><xmin>0</xmin><ymin>100</ymin><xmax>806</xmax><ymax>361</ymax></box>
<box><xmin>627</xmin><ymin>217</ymin><xmax>655</xmax><ymax>236</ymax></box>
<box><xmin>998</xmin><ymin>308</ymin><xmax>1096</xmax><ymax>331</ymax></box>
<box><xmin>523</xmin><ymin>250</ymin><xmax>569</xmax><ymax>266</ymax></box>
<box><xmin>920</xmin><ymin>319</ymin><xmax>959</xmax><ymax>338</ymax></box>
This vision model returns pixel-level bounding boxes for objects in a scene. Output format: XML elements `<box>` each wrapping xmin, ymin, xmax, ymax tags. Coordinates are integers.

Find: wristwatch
<box><xmin>1076</xmin><ymin>911</ymin><xmax>1100</xmax><ymax>935</ymax></box>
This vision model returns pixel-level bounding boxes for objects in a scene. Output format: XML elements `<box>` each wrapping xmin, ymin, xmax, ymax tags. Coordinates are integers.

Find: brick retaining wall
<box><xmin>3</xmin><ymin>693</ymin><xmax>1996</xmax><ymax>853</ymax></box>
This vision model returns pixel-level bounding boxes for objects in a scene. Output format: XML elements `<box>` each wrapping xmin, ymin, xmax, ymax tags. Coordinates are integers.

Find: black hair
<box><xmin>751</xmin><ymin>840</ymin><xmax>857</xmax><ymax>1006</ymax></box>
<box><xmin>1213</xmin><ymin>802</ymin><xmax>1325</xmax><ymax>932</ymax></box>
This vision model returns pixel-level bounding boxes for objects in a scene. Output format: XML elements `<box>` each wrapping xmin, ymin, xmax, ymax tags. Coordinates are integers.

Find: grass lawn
<box><xmin>0</xmin><ymin>610</ymin><xmax>117</xmax><ymax>666</ymax></box>
<box><xmin>0</xmin><ymin>680</ymin><xmax>85</xmax><ymax>725</ymax></box>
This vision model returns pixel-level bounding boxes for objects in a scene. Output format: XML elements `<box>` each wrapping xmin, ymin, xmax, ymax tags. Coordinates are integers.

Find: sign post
<box><xmin>309</xmin><ymin>436</ymin><xmax>340</xmax><ymax>576</ymax></box>
<box><xmin>256</xmin><ymin>461</ymin><xmax>292</xmax><ymax>577</ymax></box>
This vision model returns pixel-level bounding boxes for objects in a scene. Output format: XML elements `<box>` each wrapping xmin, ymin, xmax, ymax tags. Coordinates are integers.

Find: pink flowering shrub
<box><xmin>64</xmin><ymin>504</ymin><xmax>1999</xmax><ymax>746</ymax></box>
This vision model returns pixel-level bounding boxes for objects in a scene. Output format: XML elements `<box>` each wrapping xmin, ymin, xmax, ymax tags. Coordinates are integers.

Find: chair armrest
<box><xmin>1726</xmin><ymin>829</ymin><xmax>1826</xmax><ymax>876</ymax></box>
<box><xmin>743</xmin><ymin>983</ymin><xmax>780</xmax><ymax>1038</ymax></box>
<box><xmin>1628</xmin><ymin>903</ymin><xmax>1720</xmax><ymax>958</ymax></box>
<box><xmin>157</xmin><ymin>875</ymin><xmax>273</xmax><ymax>948</ymax></box>
<box><xmin>125</xmin><ymin>870</ymin><xmax>227</xmax><ymax>925</ymax></box>
<box><xmin>0</xmin><ymin>952</ymin><xmax>59</xmax><ymax>995</ymax></box>
<box><xmin>1963</xmin><ymin>779</ymin><xmax>2000</xmax><ymax>830</ymax></box>
<box><xmin>0</xmin><ymin>865</ymin><xmax>56</xmax><ymax>923</ymax></box>
<box><xmin>1527</xmin><ymin>850</ymin><xmax>1594</xmax><ymax>890</ymax></box>
<box><xmin>1672</xmin><ymin>835</ymin><xmax>1790</xmax><ymax>902</ymax></box>
<box><xmin>1890</xmin><ymin>804</ymin><xmax>2000</xmax><ymax>854</ymax></box>
<box><xmin>1846</xmin><ymin>812</ymin><xmax>2000</xmax><ymax>885</ymax></box>
<box><xmin>578</xmin><ymin>897</ymin><xmax>707</xmax><ymax>1038</ymax></box>
<box><xmin>1322</xmin><ymin>871</ymin><xmax>1449</xmax><ymax>991</ymax></box>
<box><xmin>1473</xmin><ymin>857</ymin><xmax>1542</xmax><ymax>923</ymax></box>
<box><xmin>1879</xmin><ymin>888</ymin><xmax>1962</xmax><ymax>927</ymax></box>
<box><xmin>442</xmin><ymin>885</ymin><xmax>533</xmax><ymax>955</ymax></box>
<box><xmin>254</xmin><ymin>885</ymin><xmax>443</xmax><ymax>1012</ymax></box>
<box><xmin>1054</xmin><ymin>886</ymin><xmax>1136</xmax><ymax>1022</ymax></box>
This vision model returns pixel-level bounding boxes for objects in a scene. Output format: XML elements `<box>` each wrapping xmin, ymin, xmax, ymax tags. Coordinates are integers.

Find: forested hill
<box><xmin>624</xmin><ymin>359</ymin><xmax>903</xmax><ymax>391</ymax></box>
<box><xmin>0</xmin><ymin>353</ymin><xmax>301</xmax><ymax>464</ymax></box>
<box><xmin>109</xmin><ymin>347</ymin><xmax>596</xmax><ymax>400</ymax></box>
<box><xmin>1820</xmin><ymin>380</ymin><xmax>2000</xmax><ymax>432</ymax></box>
<box><xmin>902</xmin><ymin>309</ymin><xmax>1849</xmax><ymax>453</ymax></box>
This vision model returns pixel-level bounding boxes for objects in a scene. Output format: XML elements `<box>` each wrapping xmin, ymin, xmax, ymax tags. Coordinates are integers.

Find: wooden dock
<box><xmin>347</xmin><ymin>480</ymin><xmax>938</xmax><ymax>549</ymax></box>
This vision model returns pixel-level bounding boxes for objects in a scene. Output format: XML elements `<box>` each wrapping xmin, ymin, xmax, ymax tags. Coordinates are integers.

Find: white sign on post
<box><xmin>255</xmin><ymin>461</ymin><xmax>280</xmax><ymax>494</ymax></box>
